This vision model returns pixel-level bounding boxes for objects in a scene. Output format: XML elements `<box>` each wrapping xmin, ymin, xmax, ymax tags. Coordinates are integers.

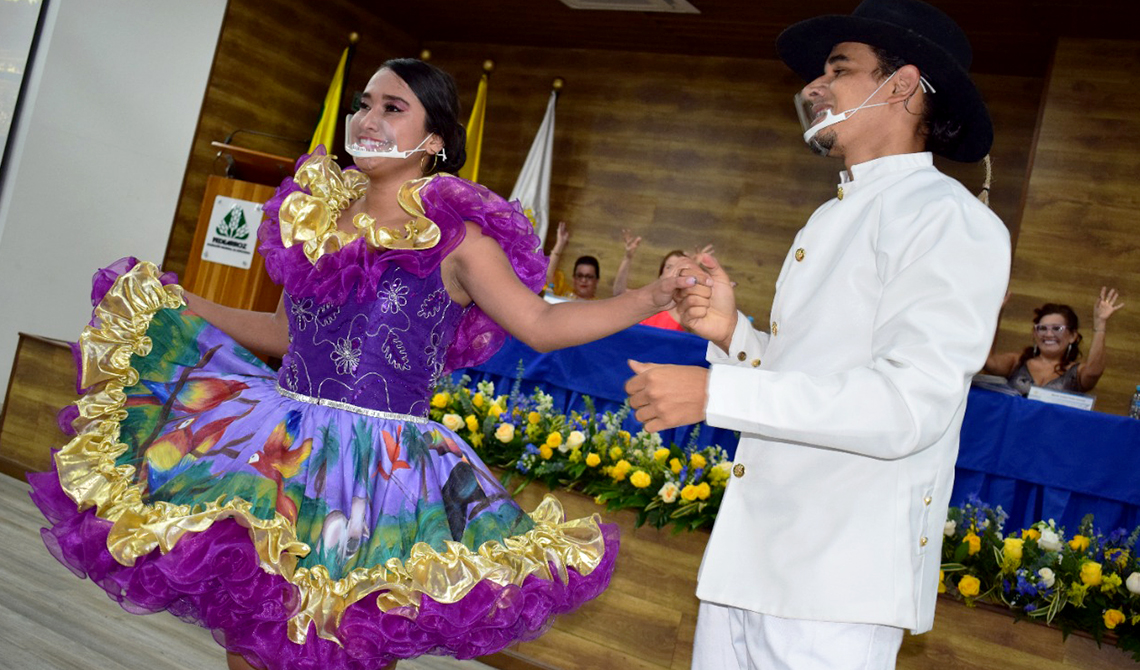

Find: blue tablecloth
<box><xmin>462</xmin><ymin>327</ymin><xmax>1140</xmax><ymax>533</ymax></box>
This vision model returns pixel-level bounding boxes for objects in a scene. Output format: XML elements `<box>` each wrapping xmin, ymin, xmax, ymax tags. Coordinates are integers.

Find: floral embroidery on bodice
<box><xmin>279</xmin><ymin>265</ymin><xmax>464</xmax><ymax>417</ymax></box>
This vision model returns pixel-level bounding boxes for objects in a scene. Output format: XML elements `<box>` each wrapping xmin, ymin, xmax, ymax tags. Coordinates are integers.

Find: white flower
<box><xmin>565</xmin><ymin>430</ymin><xmax>585</xmax><ymax>451</ymax></box>
<box><xmin>943</xmin><ymin>519</ymin><xmax>956</xmax><ymax>537</ymax></box>
<box><xmin>477</xmin><ymin>380</ymin><xmax>496</xmax><ymax>397</ymax></box>
<box><xmin>658</xmin><ymin>482</ymin><xmax>679</xmax><ymax>504</ymax></box>
<box><xmin>1127</xmin><ymin>572</ymin><xmax>1140</xmax><ymax>595</ymax></box>
<box><xmin>1038</xmin><ymin>527</ymin><xmax>1063</xmax><ymax>552</ymax></box>
<box><xmin>1038</xmin><ymin>567</ymin><xmax>1056</xmax><ymax>588</ymax></box>
<box><xmin>495</xmin><ymin>423</ymin><xmax>516</xmax><ymax>443</ymax></box>
<box><xmin>442</xmin><ymin>414</ymin><xmax>464</xmax><ymax>432</ymax></box>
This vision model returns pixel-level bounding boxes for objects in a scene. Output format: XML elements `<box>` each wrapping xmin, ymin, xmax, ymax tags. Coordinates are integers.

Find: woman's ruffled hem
<box><xmin>31</xmin><ymin>257</ymin><xmax>617</xmax><ymax>658</ymax></box>
<box><xmin>30</xmin><ymin>466</ymin><xmax>618</xmax><ymax>667</ymax></box>
<box><xmin>257</xmin><ymin>148</ymin><xmax>547</xmax><ymax>371</ymax></box>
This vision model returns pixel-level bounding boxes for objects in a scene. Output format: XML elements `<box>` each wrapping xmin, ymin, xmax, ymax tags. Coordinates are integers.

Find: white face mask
<box><xmin>343</xmin><ymin>114</ymin><xmax>446</xmax><ymax>162</ymax></box>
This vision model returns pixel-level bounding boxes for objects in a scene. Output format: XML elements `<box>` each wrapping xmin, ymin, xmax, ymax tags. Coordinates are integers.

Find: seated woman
<box><xmin>984</xmin><ymin>288</ymin><xmax>1123</xmax><ymax>395</ymax></box>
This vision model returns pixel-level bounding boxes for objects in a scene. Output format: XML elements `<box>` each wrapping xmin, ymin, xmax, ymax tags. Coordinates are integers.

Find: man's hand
<box><xmin>678</xmin><ymin>253</ymin><xmax>738</xmax><ymax>351</ymax></box>
<box><xmin>625</xmin><ymin>361</ymin><xmax>709</xmax><ymax>433</ymax></box>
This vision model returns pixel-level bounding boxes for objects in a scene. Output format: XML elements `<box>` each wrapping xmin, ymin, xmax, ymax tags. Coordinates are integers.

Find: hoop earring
<box><xmin>420</xmin><ymin>152</ymin><xmax>439</xmax><ymax>175</ymax></box>
<box><xmin>1032</xmin><ymin>345</ymin><xmax>1039</xmax><ymax>357</ymax></box>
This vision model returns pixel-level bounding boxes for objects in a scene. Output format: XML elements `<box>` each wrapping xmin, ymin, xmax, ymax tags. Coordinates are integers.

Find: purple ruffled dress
<box><xmin>28</xmin><ymin>152</ymin><xmax>619</xmax><ymax>670</ymax></box>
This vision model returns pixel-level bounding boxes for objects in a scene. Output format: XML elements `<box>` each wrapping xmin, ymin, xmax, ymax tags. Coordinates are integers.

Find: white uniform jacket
<box><xmin>697</xmin><ymin>152</ymin><xmax>1011</xmax><ymax>633</ymax></box>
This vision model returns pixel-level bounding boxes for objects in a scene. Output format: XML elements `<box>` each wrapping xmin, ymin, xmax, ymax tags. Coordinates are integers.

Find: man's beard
<box><xmin>807</xmin><ymin>128</ymin><xmax>837</xmax><ymax>157</ymax></box>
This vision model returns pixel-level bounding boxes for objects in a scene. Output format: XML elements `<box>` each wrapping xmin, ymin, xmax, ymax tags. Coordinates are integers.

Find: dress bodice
<box><xmin>278</xmin><ymin>264</ymin><xmax>464</xmax><ymax>417</ymax></box>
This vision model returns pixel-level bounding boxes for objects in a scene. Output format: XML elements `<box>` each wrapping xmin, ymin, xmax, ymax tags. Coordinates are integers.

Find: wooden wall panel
<box><xmin>424</xmin><ymin>42</ymin><xmax>1038</xmax><ymax>336</ymax></box>
<box><xmin>163</xmin><ymin>0</ymin><xmax>420</xmax><ymax>280</ymax></box>
<box><xmin>1001</xmin><ymin>38</ymin><xmax>1140</xmax><ymax>414</ymax></box>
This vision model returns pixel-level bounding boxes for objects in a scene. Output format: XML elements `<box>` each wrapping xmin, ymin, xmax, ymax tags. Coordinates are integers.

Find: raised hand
<box><xmin>677</xmin><ymin>253</ymin><xmax>738</xmax><ymax>351</ymax></box>
<box><xmin>553</xmin><ymin>221</ymin><xmax>570</xmax><ymax>252</ymax></box>
<box><xmin>622</xmin><ymin>229</ymin><xmax>642</xmax><ymax>258</ymax></box>
<box><xmin>1093</xmin><ymin>286</ymin><xmax>1124</xmax><ymax>327</ymax></box>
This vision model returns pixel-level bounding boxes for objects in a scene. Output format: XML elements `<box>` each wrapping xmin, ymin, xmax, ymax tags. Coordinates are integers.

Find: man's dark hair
<box><xmin>573</xmin><ymin>255</ymin><xmax>600</xmax><ymax>279</ymax></box>
<box><xmin>870</xmin><ymin>46</ymin><xmax>962</xmax><ymax>157</ymax></box>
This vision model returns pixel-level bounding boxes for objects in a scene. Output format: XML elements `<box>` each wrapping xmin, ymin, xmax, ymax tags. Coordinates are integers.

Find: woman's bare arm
<box><xmin>182</xmin><ymin>292</ymin><xmax>291</xmax><ymax>358</ymax></box>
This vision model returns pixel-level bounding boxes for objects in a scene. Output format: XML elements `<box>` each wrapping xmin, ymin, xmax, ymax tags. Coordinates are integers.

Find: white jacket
<box><xmin>697</xmin><ymin>152</ymin><xmax>1010</xmax><ymax>633</ymax></box>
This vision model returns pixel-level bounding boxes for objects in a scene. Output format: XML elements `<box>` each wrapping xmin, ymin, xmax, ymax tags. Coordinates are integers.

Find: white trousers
<box><xmin>692</xmin><ymin>602</ymin><xmax>904</xmax><ymax>670</ymax></box>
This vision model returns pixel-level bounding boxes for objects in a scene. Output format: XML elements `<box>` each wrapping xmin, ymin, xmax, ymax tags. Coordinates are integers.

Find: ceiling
<box><xmin>378</xmin><ymin>0</ymin><xmax>1132</xmax><ymax>78</ymax></box>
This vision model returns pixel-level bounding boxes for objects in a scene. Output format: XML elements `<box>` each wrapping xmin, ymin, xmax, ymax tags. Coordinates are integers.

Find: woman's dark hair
<box><xmin>573</xmin><ymin>256</ymin><xmax>600</xmax><ymax>280</ymax></box>
<box><xmin>380</xmin><ymin>58</ymin><xmax>467</xmax><ymax>175</ymax></box>
<box><xmin>1017</xmin><ymin>303</ymin><xmax>1082</xmax><ymax>373</ymax></box>
<box><xmin>870</xmin><ymin>47</ymin><xmax>962</xmax><ymax>158</ymax></box>
<box><xmin>658</xmin><ymin>250</ymin><xmax>686</xmax><ymax>277</ymax></box>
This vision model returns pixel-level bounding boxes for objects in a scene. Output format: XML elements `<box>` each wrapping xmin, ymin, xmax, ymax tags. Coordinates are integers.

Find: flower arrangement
<box><xmin>941</xmin><ymin>494</ymin><xmax>1140</xmax><ymax>659</ymax></box>
<box><xmin>430</xmin><ymin>373</ymin><xmax>731</xmax><ymax>532</ymax></box>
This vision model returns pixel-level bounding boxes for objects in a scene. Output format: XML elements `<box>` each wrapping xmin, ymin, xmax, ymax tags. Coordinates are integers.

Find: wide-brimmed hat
<box><xmin>776</xmin><ymin>0</ymin><xmax>992</xmax><ymax>162</ymax></box>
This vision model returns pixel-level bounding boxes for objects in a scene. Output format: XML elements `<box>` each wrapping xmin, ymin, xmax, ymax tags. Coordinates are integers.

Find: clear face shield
<box><xmin>792</xmin><ymin>71</ymin><xmax>934</xmax><ymax>156</ymax></box>
<box><xmin>343</xmin><ymin>114</ymin><xmax>446</xmax><ymax>162</ymax></box>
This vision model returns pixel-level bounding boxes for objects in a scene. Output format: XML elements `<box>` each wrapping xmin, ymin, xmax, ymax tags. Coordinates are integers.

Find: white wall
<box><xmin>0</xmin><ymin>0</ymin><xmax>227</xmax><ymax>402</ymax></box>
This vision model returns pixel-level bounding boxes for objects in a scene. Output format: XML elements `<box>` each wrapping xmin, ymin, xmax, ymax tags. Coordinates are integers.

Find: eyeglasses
<box><xmin>1034</xmin><ymin>324</ymin><xmax>1068</xmax><ymax>334</ymax></box>
<box><xmin>573</xmin><ymin>273</ymin><xmax>598</xmax><ymax>281</ymax></box>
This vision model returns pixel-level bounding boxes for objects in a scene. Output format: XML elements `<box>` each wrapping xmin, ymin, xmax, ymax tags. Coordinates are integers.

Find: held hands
<box><xmin>1093</xmin><ymin>286</ymin><xmax>1124</xmax><ymax>330</ymax></box>
<box><xmin>625</xmin><ymin>361</ymin><xmax>709</xmax><ymax>433</ymax></box>
<box><xmin>677</xmin><ymin>253</ymin><xmax>738</xmax><ymax>351</ymax></box>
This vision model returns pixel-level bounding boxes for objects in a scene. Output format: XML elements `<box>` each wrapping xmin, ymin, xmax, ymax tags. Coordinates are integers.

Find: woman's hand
<box><xmin>621</xmin><ymin>229</ymin><xmax>642</xmax><ymax>258</ymax></box>
<box><xmin>553</xmin><ymin>221</ymin><xmax>570</xmax><ymax>253</ymax></box>
<box><xmin>1093</xmin><ymin>286</ymin><xmax>1124</xmax><ymax>330</ymax></box>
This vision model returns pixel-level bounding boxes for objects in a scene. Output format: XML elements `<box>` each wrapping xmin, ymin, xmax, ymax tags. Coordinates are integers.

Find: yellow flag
<box><xmin>308</xmin><ymin>46</ymin><xmax>350</xmax><ymax>154</ymax></box>
<box><xmin>458</xmin><ymin>73</ymin><xmax>489</xmax><ymax>182</ymax></box>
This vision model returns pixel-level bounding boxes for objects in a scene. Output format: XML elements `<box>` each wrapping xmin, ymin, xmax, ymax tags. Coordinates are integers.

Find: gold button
<box><xmin>771</xmin><ymin>321</ymin><xmax>778</xmax><ymax>336</ymax></box>
<box><xmin>751</xmin><ymin>358</ymin><xmax>761</xmax><ymax>367</ymax></box>
<box><xmin>732</xmin><ymin>463</ymin><xmax>745</xmax><ymax>478</ymax></box>
<box><xmin>737</xmin><ymin>351</ymin><xmax>747</xmax><ymax>361</ymax></box>
<box><xmin>920</xmin><ymin>536</ymin><xmax>928</xmax><ymax>547</ymax></box>
<box><xmin>795</xmin><ymin>248</ymin><xmax>805</xmax><ymax>262</ymax></box>
<box><xmin>837</xmin><ymin>185</ymin><xmax>844</xmax><ymax>200</ymax></box>
<box><xmin>924</xmin><ymin>496</ymin><xmax>932</xmax><ymax>505</ymax></box>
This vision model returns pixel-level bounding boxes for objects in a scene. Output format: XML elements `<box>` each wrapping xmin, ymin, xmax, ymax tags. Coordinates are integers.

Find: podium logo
<box><xmin>216</xmin><ymin>205</ymin><xmax>251</xmax><ymax>241</ymax></box>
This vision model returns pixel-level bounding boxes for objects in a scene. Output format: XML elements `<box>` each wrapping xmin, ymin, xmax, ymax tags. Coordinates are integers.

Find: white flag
<box><xmin>509</xmin><ymin>90</ymin><xmax>557</xmax><ymax>243</ymax></box>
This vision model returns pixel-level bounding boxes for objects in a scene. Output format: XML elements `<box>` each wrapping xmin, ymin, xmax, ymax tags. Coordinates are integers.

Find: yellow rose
<box><xmin>546</xmin><ymin>432</ymin><xmax>563</xmax><ymax>448</ymax></box>
<box><xmin>654</xmin><ymin>448</ymin><xmax>670</xmax><ymax>464</ymax></box>
<box><xmin>1080</xmin><ymin>561</ymin><xmax>1103</xmax><ymax>587</ymax></box>
<box><xmin>690</xmin><ymin>453</ymin><xmax>707</xmax><ymax>470</ymax></box>
<box><xmin>680</xmin><ymin>484</ymin><xmax>699</xmax><ymax>502</ymax></box>
<box><xmin>1069</xmin><ymin>535</ymin><xmax>1090</xmax><ymax>553</ymax></box>
<box><xmin>938</xmin><ymin>570</ymin><xmax>946</xmax><ymax>594</ymax></box>
<box><xmin>1003</xmin><ymin>538</ymin><xmax>1024</xmax><ymax>561</ymax></box>
<box><xmin>609</xmin><ymin>446</ymin><xmax>623</xmax><ymax>460</ymax></box>
<box><xmin>489</xmin><ymin>404</ymin><xmax>503</xmax><ymax>419</ymax></box>
<box><xmin>669</xmin><ymin>458</ymin><xmax>683</xmax><ymax>475</ymax></box>
<box><xmin>539</xmin><ymin>445</ymin><xmax>553</xmax><ymax>460</ymax></box>
<box><xmin>695</xmin><ymin>482</ymin><xmax>711</xmax><ymax>500</ymax></box>
<box><xmin>472</xmin><ymin>392</ymin><xmax>484</xmax><ymax>408</ymax></box>
<box><xmin>442</xmin><ymin>413</ymin><xmax>464</xmax><ymax>432</ymax></box>
<box><xmin>494</xmin><ymin>423</ymin><xmax>515</xmax><ymax>443</ymax></box>
<box><xmin>618</xmin><ymin>430</ymin><xmax>631</xmax><ymax>444</ymax></box>
<box><xmin>465</xmin><ymin>414</ymin><xmax>479</xmax><ymax>432</ymax></box>
<box><xmin>431</xmin><ymin>392</ymin><xmax>450</xmax><ymax>409</ymax></box>
<box><xmin>527</xmin><ymin>411</ymin><xmax>541</xmax><ymax>425</ymax></box>
<box><xmin>630</xmin><ymin>470</ymin><xmax>652</xmax><ymax>489</ymax></box>
<box><xmin>1104</xmin><ymin>609</ymin><xmax>1126</xmax><ymax>630</ymax></box>
<box><xmin>585</xmin><ymin>453</ymin><xmax>601</xmax><ymax>467</ymax></box>
<box><xmin>611</xmin><ymin>460</ymin><xmax>631</xmax><ymax>482</ymax></box>
<box><xmin>1022</xmin><ymin>528</ymin><xmax>1041</xmax><ymax>542</ymax></box>
<box><xmin>957</xmin><ymin>574</ymin><xmax>981</xmax><ymax>598</ymax></box>
<box><xmin>963</xmin><ymin>532</ymin><xmax>981</xmax><ymax>556</ymax></box>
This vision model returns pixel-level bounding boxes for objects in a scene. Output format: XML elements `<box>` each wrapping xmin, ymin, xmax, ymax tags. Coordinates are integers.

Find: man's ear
<box><xmin>888</xmin><ymin>64</ymin><xmax>922</xmax><ymax>102</ymax></box>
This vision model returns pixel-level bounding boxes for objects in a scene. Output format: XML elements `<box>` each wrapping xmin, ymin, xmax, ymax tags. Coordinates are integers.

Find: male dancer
<box><xmin>626</xmin><ymin>1</ymin><xmax>1010</xmax><ymax>667</ymax></box>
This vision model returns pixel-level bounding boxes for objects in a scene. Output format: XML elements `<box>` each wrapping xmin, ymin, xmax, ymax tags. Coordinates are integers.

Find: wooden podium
<box><xmin>182</xmin><ymin>143</ymin><xmax>294</xmax><ymax>311</ymax></box>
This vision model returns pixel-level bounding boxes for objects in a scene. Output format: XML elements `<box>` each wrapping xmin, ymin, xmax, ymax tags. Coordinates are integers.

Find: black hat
<box><xmin>776</xmin><ymin>0</ymin><xmax>992</xmax><ymax>162</ymax></box>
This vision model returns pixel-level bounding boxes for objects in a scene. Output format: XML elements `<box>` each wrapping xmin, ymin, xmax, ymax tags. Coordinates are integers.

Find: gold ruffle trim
<box><xmin>56</xmin><ymin>261</ymin><xmax>609</xmax><ymax>645</ymax></box>
<box><xmin>278</xmin><ymin>152</ymin><xmax>441</xmax><ymax>264</ymax></box>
